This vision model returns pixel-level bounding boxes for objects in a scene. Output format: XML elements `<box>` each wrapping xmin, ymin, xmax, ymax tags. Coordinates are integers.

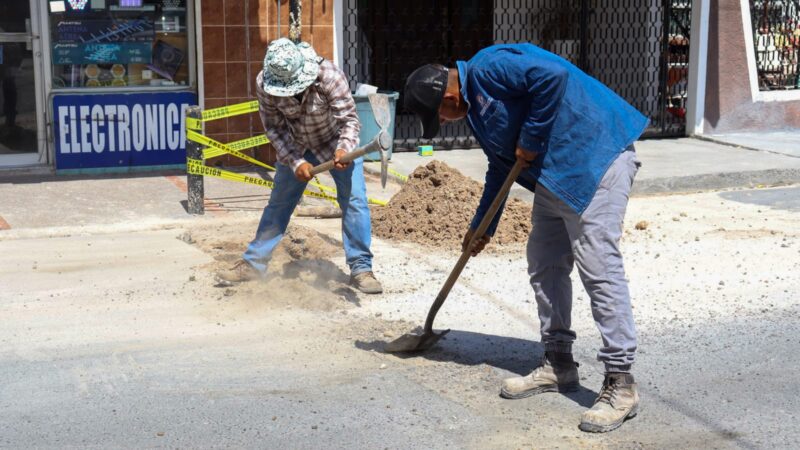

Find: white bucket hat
<box><xmin>261</xmin><ymin>38</ymin><xmax>322</xmax><ymax>97</ymax></box>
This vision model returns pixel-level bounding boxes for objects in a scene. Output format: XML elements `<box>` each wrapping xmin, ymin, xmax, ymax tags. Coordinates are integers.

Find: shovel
<box><xmin>309</xmin><ymin>93</ymin><xmax>392</xmax><ymax>188</ymax></box>
<box><xmin>385</xmin><ymin>159</ymin><xmax>526</xmax><ymax>353</ymax></box>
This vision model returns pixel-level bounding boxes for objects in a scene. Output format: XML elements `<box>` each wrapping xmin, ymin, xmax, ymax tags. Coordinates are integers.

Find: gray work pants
<box><xmin>527</xmin><ymin>149</ymin><xmax>640</xmax><ymax>372</ymax></box>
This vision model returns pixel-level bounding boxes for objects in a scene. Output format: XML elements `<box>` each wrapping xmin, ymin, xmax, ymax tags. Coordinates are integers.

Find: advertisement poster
<box><xmin>53</xmin><ymin>91</ymin><xmax>198</xmax><ymax>171</ymax></box>
<box><xmin>52</xmin><ymin>42</ymin><xmax>152</xmax><ymax>65</ymax></box>
<box><xmin>147</xmin><ymin>40</ymin><xmax>184</xmax><ymax>80</ymax></box>
<box><xmin>55</xmin><ymin>19</ymin><xmax>154</xmax><ymax>43</ymax></box>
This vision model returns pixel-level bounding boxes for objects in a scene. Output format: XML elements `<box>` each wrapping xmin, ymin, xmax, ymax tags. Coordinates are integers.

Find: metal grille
<box><xmin>750</xmin><ymin>0</ymin><xmax>800</xmax><ymax>90</ymax></box>
<box><xmin>342</xmin><ymin>0</ymin><xmax>692</xmax><ymax>150</ymax></box>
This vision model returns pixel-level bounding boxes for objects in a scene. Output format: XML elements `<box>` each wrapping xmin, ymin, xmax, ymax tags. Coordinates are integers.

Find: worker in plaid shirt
<box><xmin>218</xmin><ymin>38</ymin><xmax>383</xmax><ymax>294</ymax></box>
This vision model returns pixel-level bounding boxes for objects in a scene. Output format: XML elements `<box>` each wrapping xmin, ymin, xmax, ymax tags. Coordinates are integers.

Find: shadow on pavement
<box><xmin>179</xmin><ymin>195</ymin><xmax>268</xmax><ymax>214</ymax></box>
<box><xmin>355</xmin><ymin>329</ymin><xmax>598</xmax><ymax>408</ymax></box>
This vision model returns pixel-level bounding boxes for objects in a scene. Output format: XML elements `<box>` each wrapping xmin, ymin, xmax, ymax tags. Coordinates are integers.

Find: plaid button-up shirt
<box><xmin>256</xmin><ymin>60</ymin><xmax>361</xmax><ymax>172</ymax></box>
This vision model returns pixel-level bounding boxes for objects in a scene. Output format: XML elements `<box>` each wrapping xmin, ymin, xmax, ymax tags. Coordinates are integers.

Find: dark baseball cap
<box><xmin>403</xmin><ymin>64</ymin><xmax>449</xmax><ymax>140</ymax></box>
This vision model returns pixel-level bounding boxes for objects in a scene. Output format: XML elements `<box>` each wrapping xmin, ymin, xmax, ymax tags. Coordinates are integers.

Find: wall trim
<box><xmin>686</xmin><ymin>0</ymin><xmax>710</xmax><ymax>135</ymax></box>
<box><xmin>740</xmin><ymin>0</ymin><xmax>800</xmax><ymax>102</ymax></box>
<box><xmin>194</xmin><ymin>0</ymin><xmax>205</xmax><ymax>109</ymax></box>
<box><xmin>333</xmin><ymin>0</ymin><xmax>344</xmax><ymax>68</ymax></box>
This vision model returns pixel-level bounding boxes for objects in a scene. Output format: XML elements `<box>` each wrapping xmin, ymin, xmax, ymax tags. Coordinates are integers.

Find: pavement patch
<box><xmin>718</xmin><ymin>185</ymin><xmax>800</xmax><ymax>212</ymax></box>
<box><xmin>165</xmin><ymin>175</ymin><xmax>189</xmax><ymax>193</ymax></box>
<box><xmin>632</xmin><ymin>169</ymin><xmax>800</xmax><ymax>195</ymax></box>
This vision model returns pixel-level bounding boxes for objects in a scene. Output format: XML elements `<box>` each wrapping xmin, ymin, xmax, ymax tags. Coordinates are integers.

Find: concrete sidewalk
<box><xmin>388</xmin><ymin>136</ymin><xmax>800</xmax><ymax>201</ymax></box>
<box><xmin>1</xmin><ymin>136</ymin><xmax>799</xmax><ymax>233</ymax></box>
<box><xmin>705</xmin><ymin>130</ymin><xmax>800</xmax><ymax>158</ymax></box>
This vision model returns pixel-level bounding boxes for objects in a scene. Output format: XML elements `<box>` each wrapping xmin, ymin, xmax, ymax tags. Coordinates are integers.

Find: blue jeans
<box><xmin>243</xmin><ymin>151</ymin><xmax>374</xmax><ymax>275</ymax></box>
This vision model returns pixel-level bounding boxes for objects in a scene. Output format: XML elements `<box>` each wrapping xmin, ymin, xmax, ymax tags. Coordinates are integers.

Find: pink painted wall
<box><xmin>704</xmin><ymin>0</ymin><xmax>800</xmax><ymax>133</ymax></box>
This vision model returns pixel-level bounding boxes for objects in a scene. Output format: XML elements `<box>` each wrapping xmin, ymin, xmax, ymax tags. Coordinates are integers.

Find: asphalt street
<box><xmin>1</xmin><ymin>184</ymin><xmax>798</xmax><ymax>449</ymax></box>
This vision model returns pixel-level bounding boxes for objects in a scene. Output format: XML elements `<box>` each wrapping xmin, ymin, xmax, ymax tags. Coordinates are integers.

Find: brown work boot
<box><xmin>500</xmin><ymin>353</ymin><xmax>580</xmax><ymax>399</ymax></box>
<box><xmin>579</xmin><ymin>373</ymin><xmax>640</xmax><ymax>433</ymax></box>
<box><xmin>350</xmin><ymin>271</ymin><xmax>383</xmax><ymax>294</ymax></box>
<box><xmin>216</xmin><ymin>260</ymin><xmax>262</xmax><ymax>284</ymax></box>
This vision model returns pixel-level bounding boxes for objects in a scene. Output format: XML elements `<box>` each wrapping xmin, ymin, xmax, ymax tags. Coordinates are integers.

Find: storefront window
<box><xmin>49</xmin><ymin>0</ymin><xmax>191</xmax><ymax>89</ymax></box>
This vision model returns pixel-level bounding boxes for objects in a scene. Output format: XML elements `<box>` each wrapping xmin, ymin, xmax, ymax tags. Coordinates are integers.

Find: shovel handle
<box><xmin>309</xmin><ymin>132</ymin><xmax>389</xmax><ymax>176</ymax></box>
<box><xmin>423</xmin><ymin>159</ymin><xmax>526</xmax><ymax>333</ymax></box>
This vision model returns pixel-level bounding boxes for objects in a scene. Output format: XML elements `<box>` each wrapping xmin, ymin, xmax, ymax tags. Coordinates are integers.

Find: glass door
<box><xmin>0</xmin><ymin>0</ymin><xmax>43</xmax><ymax>166</ymax></box>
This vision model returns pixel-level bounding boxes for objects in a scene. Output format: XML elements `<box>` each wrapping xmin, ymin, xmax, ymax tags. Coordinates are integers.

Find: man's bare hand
<box><xmin>333</xmin><ymin>149</ymin><xmax>351</xmax><ymax>170</ymax></box>
<box><xmin>515</xmin><ymin>146</ymin><xmax>538</xmax><ymax>168</ymax></box>
<box><xmin>295</xmin><ymin>162</ymin><xmax>313</xmax><ymax>182</ymax></box>
<box><xmin>462</xmin><ymin>228</ymin><xmax>491</xmax><ymax>257</ymax></box>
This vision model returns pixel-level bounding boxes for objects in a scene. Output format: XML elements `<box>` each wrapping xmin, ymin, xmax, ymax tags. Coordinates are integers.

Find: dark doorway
<box><xmin>342</xmin><ymin>0</ymin><xmax>692</xmax><ymax>150</ymax></box>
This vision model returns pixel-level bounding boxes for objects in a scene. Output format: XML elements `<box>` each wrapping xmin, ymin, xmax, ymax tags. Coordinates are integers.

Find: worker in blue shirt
<box><xmin>404</xmin><ymin>43</ymin><xmax>648</xmax><ymax>433</ymax></box>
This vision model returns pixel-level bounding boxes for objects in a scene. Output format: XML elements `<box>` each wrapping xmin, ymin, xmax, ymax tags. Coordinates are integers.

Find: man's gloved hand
<box><xmin>295</xmin><ymin>162</ymin><xmax>313</xmax><ymax>182</ymax></box>
<box><xmin>462</xmin><ymin>228</ymin><xmax>491</xmax><ymax>257</ymax></box>
<box><xmin>333</xmin><ymin>148</ymin><xmax>351</xmax><ymax>170</ymax></box>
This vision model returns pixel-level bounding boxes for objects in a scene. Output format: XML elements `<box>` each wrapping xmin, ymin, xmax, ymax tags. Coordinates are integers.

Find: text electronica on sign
<box><xmin>53</xmin><ymin>92</ymin><xmax>198</xmax><ymax>170</ymax></box>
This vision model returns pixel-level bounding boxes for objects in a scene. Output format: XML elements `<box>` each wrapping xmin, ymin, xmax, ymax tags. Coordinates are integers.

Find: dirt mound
<box><xmin>372</xmin><ymin>160</ymin><xmax>531</xmax><ymax>249</ymax></box>
<box><xmin>183</xmin><ymin>223</ymin><xmax>340</xmax><ymax>264</ymax></box>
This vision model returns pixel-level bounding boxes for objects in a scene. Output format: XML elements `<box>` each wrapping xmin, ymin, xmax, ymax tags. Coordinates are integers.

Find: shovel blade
<box><xmin>384</xmin><ymin>329</ymin><xmax>450</xmax><ymax>353</ymax></box>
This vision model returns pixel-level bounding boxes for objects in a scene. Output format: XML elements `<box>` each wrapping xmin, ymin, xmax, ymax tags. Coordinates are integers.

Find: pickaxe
<box><xmin>309</xmin><ymin>93</ymin><xmax>392</xmax><ymax>188</ymax></box>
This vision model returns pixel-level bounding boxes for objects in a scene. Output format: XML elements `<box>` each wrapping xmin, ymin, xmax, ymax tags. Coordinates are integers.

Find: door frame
<box><xmin>0</xmin><ymin>0</ymin><xmax>46</xmax><ymax>168</ymax></box>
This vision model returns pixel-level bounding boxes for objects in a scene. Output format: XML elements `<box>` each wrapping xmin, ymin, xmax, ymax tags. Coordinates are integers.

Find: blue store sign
<box><xmin>53</xmin><ymin>92</ymin><xmax>197</xmax><ymax>170</ymax></box>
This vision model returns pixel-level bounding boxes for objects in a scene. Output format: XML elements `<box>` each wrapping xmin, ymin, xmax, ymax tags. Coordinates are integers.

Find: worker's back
<box><xmin>457</xmin><ymin>43</ymin><xmax>649</xmax><ymax>214</ymax></box>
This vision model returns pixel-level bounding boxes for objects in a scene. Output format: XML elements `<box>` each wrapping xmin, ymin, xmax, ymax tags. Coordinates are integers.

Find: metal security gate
<box><xmin>749</xmin><ymin>0</ymin><xmax>800</xmax><ymax>91</ymax></box>
<box><xmin>342</xmin><ymin>0</ymin><xmax>692</xmax><ymax>150</ymax></box>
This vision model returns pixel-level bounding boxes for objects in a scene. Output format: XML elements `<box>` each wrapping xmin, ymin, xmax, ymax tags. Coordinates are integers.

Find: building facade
<box><xmin>0</xmin><ymin>0</ymin><xmax>796</xmax><ymax>173</ymax></box>
<box><xmin>702</xmin><ymin>0</ymin><xmax>800</xmax><ymax>133</ymax></box>
<box><xmin>1</xmin><ymin>0</ymin><xmax>200</xmax><ymax>172</ymax></box>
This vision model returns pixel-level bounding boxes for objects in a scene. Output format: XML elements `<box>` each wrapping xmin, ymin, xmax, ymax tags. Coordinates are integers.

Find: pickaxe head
<box><xmin>376</xmin><ymin>130</ymin><xmax>391</xmax><ymax>189</ymax></box>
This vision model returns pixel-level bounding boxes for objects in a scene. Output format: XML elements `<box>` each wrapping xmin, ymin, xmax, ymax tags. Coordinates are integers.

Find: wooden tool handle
<box><xmin>423</xmin><ymin>159</ymin><xmax>526</xmax><ymax>333</ymax></box>
<box><xmin>294</xmin><ymin>206</ymin><xmax>342</xmax><ymax>218</ymax></box>
<box><xmin>309</xmin><ymin>135</ymin><xmax>386</xmax><ymax>176</ymax></box>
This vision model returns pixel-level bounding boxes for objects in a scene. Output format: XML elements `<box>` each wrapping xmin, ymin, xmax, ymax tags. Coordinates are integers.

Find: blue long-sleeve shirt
<box><xmin>460</xmin><ymin>44</ymin><xmax>648</xmax><ymax>235</ymax></box>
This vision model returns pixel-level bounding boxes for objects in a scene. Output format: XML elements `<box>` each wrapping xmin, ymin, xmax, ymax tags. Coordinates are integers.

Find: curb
<box><xmin>693</xmin><ymin>135</ymin><xmax>800</xmax><ymax>160</ymax></box>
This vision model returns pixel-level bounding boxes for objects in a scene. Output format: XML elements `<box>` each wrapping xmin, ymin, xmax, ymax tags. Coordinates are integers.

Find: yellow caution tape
<box><xmin>186</xmin><ymin>117</ymin><xmax>203</xmax><ymax>130</ymax></box>
<box><xmin>388</xmin><ymin>168</ymin><xmax>408</xmax><ymax>182</ymax></box>
<box><xmin>367</xmin><ymin>162</ymin><xmax>408</xmax><ymax>183</ymax></box>
<box><xmin>188</xmin><ymin>130</ymin><xmax>337</xmax><ymax>197</ymax></box>
<box><xmin>203</xmin><ymin>134</ymin><xmax>270</xmax><ymax>159</ymax></box>
<box><xmin>187</xmin><ymin>158</ymin><xmax>340</xmax><ymax>203</ymax></box>
<box><xmin>201</xmin><ymin>101</ymin><xmax>259</xmax><ymax>121</ymax></box>
<box><xmin>184</xmin><ymin>101</ymin><xmax>260</xmax><ymax>130</ymax></box>
<box><xmin>186</xmin><ymin>159</ymin><xmax>387</xmax><ymax>206</ymax></box>
<box><xmin>188</xmin><ymin>129</ymin><xmax>272</xmax><ymax>170</ymax></box>
<box><xmin>368</xmin><ymin>196</ymin><xmax>387</xmax><ymax>207</ymax></box>
<box><xmin>183</xmin><ymin>100</ymin><xmax>389</xmax><ymax>206</ymax></box>
<box><xmin>227</xmin><ymin>134</ymin><xmax>270</xmax><ymax>151</ymax></box>
<box><xmin>188</xmin><ymin>130</ymin><xmax>340</xmax><ymax>205</ymax></box>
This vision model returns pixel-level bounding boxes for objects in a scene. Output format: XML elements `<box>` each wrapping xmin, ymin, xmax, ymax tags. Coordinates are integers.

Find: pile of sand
<box><xmin>372</xmin><ymin>160</ymin><xmax>531</xmax><ymax>249</ymax></box>
<box><xmin>183</xmin><ymin>223</ymin><xmax>340</xmax><ymax>264</ymax></box>
<box><xmin>182</xmin><ymin>223</ymin><xmax>357</xmax><ymax>310</ymax></box>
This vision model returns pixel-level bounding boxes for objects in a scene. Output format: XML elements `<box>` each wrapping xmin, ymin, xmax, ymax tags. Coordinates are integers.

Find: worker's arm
<box><xmin>465</xmin><ymin>148</ymin><xmax>536</xmax><ymax>256</ymax></box>
<box><xmin>321</xmin><ymin>63</ymin><xmax>361</xmax><ymax>170</ymax></box>
<box><xmin>476</xmin><ymin>48</ymin><xmax>568</xmax><ymax>154</ymax></box>
<box><xmin>463</xmin><ymin>158</ymin><xmax>507</xmax><ymax>256</ymax></box>
<box><xmin>256</xmin><ymin>73</ymin><xmax>307</xmax><ymax>174</ymax></box>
